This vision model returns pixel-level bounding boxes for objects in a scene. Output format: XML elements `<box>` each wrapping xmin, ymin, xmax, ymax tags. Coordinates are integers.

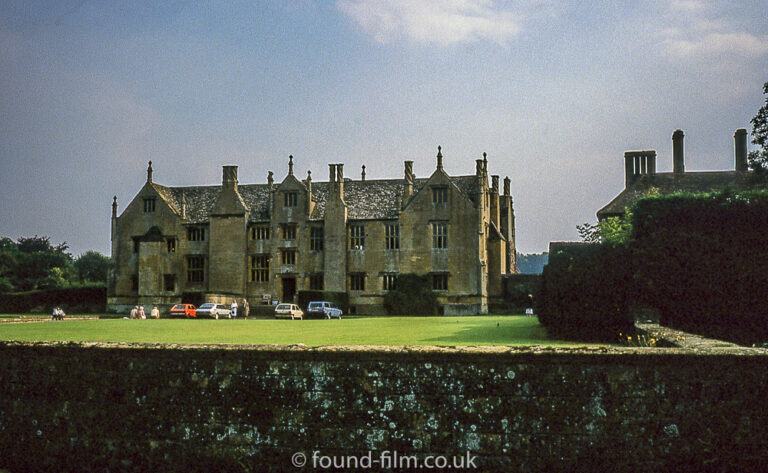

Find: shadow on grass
<box><xmin>422</xmin><ymin>317</ymin><xmax>558</xmax><ymax>346</ymax></box>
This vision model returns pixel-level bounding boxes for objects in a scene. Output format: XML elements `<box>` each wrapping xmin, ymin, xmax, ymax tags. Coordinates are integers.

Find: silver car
<box><xmin>196</xmin><ymin>303</ymin><xmax>231</xmax><ymax>319</ymax></box>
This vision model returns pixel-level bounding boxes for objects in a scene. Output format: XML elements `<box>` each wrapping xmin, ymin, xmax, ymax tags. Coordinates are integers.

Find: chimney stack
<box><xmin>735</xmin><ymin>128</ymin><xmax>748</xmax><ymax>172</ymax></box>
<box><xmin>503</xmin><ymin>177</ymin><xmax>510</xmax><ymax>197</ymax></box>
<box><xmin>624</xmin><ymin>151</ymin><xmax>657</xmax><ymax>187</ymax></box>
<box><xmin>673</xmin><ymin>129</ymin><xmax>685</xmax><ymax>174</ymax></box>
<box><xmin>403</xmin><ymin>161</ymin><xmax>414</xmax><ymax>201</ymax></box>
<box><xmin>222</xmin><ymin>165</ymin><xmax>238</xmax><ymax>190</ymax></box>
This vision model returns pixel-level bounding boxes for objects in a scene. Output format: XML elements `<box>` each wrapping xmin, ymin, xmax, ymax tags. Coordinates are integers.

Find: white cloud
<box><xmin>664</xmin><ymin>32</ymin><xmax>768</xmax><ymax>59</ymax></box>
<box><xmin>659</xmin><ymin>1</ymin><xmax>768</xmax><ymax>60</ymax></box>
<box><xmin>337</xmin><ymin>0</ymin><xmax>523</xmax><ymax>46</ymax></box>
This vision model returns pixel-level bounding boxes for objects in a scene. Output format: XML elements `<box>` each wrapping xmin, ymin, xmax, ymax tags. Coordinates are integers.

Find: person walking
<box><xmin>242</xmin><ymin>298</ymin><xmax>249</xmax><ymax>320</ymax></box>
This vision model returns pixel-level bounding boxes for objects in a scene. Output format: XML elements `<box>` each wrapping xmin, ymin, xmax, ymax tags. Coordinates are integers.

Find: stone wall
<box><xmin>1</xmin><ymin>341</ymin><xmax>767</xmax><ymax>472</ymax></box>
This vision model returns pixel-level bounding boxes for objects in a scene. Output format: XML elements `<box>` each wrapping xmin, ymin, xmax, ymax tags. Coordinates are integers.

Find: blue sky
<box><xmin>1</xmin><ymin>0</ymin><xmax>767</xmax><ymax>255</ymax></box>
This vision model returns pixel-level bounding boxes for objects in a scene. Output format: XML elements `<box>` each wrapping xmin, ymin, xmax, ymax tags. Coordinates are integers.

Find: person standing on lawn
<box><xmin>230</xmin><ymin>299</ymin><xmax>238</xmax><ymax>318</ymax></box>
<box><xmin>242</xmin><ymin>299</ymin><xmax>249</xmax><ymax>319</ymax></box>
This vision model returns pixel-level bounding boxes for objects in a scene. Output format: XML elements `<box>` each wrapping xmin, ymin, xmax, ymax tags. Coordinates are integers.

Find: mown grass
<box><xmin>0</xmin><ymin>315</ymin><xmax>586</xmax><ymax>347</ymax></box>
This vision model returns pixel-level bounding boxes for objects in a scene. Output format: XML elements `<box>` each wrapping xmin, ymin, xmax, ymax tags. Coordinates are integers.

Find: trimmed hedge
<box><xmin>296</xmin><ymin>291</ymin><xmax>349</xmax><ymax>313</ymax></box>
<box><xmin>0</xmin><ymin>286</ymin><xmax>106</xmax><ymax>314</ymax></box>
<box><xmin>383</xmin><ymin>274</ymin><xmax>440</xmax><ymax>315</ymax></box>
<box><xmin>537</xmin><ymin>244</ymin><xmax>634</xmax><ymax>342</ymax></box>
<box><xmin>631</xmin><ymin>191</ymin><xmax>768</xmax><ymax>345</ymax></box>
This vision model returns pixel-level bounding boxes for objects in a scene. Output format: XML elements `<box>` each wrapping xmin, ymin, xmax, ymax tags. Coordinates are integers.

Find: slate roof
<box><xmin>597</xmin><ymin>171</ymin><xmax>765</xmax><ymax>219</ymax></box>
<box><xmin>150</xmin><ymin>175</ymin><xmax>480</xmax><ymax>224</ymax></box>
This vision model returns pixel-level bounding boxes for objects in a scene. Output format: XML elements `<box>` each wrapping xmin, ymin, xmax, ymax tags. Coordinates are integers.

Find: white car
<box><xmin>196</xmin><ymin>303</ymin><xmax>231</xmax><ymax>319</ymax></box>
<box><xmin>274</xmin><ymin>303</ymin><xmax>304</xmax><ymax>320</ymax></box>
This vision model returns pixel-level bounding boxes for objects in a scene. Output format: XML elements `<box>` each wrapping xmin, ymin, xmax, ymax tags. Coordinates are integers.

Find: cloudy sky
<box><xmin>1</xmin><ymin>0</ymin><xmax>767</xmax><ymax>255</ymax></box>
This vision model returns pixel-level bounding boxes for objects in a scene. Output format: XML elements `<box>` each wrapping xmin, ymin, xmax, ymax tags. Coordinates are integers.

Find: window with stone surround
<box><xmin>187</xmin><ymin>227</ymin><xmax>205</xmax><ymax>241</ymax></box>
<box><xmin>310</xmin><ymin>273</ymin><xmax>324</xmax><ymax>290</ymax></box>
<box><xmin>282</xmin><ymin>224</ymin><xmax>297</xmax><ymax>240</ymax></box>
<box><xmin>432</xmin><ymin>222</ymin><xmax>447</xmax><ymax>249</ymax></box>
<box><xmin>186</xmin><ymin>256</ymin><xmax>205</xmax><ymax>283</ymax></box>
<box><xmin>281</xmin><ymin>249</ymin><xmax>296</xmax><ymax>265</ymax></box>
<box><xmin>385</xmin><ymin>224</ymin><xmax>399</xmax><ymax>250</ymax></box>
<box><xmin>163</xmin><ymin>274</ymin><xmax>175</xmax><ymax>292</ymax></box>
<box><xmin>250</xmin><ymin>225</ymin><xmax>270</xmax><ymax>240</ymax></box>
<box><xmin>143</xmin><ymin>197</ymin><xmax>156</xmax><ymax>212</ymax></box>
<box><xmin>350</xmin><ymin>273</ymin><xmax>365</xmax><ymax>291</ymax></box>
<box><xmin>432</xmin><ymin>186</ymin><xmax>448</xmax><ymax>204</ymax></box>
<box><xmin>310</xmin><ymin>226</ymin><xmax>324</xmax><ymax>251</ymax></box>
<box><xmin>350</xmin><ymin>224</ymin><xmax>365</xmax><ymax>250</ymax></box>
<box><xmin>250</xmin><ymin>255</ymin><xmax>269</xmax><ymax>282</ymax></box>
<box><xmin>167</xmin><ymin>238</ymin><xmax>176</xmax><ymax>253</ymax></box>
<box><xmin>284</xmin><ymin>192</ymin><xmax>298</xmax><ymax>207</ymax></box>
<box><xmin>382</xmin><ymin>274</ymin><xmax>397</xmax><ymax>291</ymax></box>
<box><xmin>431</xmin><ymin>273</ymin><xmax>448</xmax><ymax>291</ymax></box>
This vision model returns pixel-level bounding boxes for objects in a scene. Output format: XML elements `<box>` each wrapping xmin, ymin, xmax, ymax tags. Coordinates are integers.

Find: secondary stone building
<box><xmin>598</xmin><ymin>128</ymin><xmax>761</xmax><ymax>219</ymax></box>
<box><xmin>108</xmin><ymin>148</ymin><xmax>516</xmax><ymax>315</ymax></box>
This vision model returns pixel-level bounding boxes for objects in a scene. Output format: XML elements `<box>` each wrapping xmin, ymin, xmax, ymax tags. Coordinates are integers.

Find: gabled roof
<box><xmin>597</xmin><ymin>171</ymin><xmax>764</xmax><ymax>219</ymax></box>
<box><xmin>147</xmin><ymin>175</ymin><xmax>481</xmax><ymax>224</ymax></box>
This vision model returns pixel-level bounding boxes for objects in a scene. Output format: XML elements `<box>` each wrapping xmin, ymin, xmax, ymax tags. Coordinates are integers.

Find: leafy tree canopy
<box><xmin>748</xmin><ymin>81</ymin><xmax>768</xmax><ymax>174</ymax></box>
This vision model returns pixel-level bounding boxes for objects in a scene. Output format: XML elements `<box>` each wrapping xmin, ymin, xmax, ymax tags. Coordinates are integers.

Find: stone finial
<box><xmin>288</xmin><ymin>155</ymin><xmax>294</xmax><ymax>176</ymax></box>
<box><xmin>147</xmin><ymin>160</ymin><xmax>153</xmax><ymax>182</ymax></box>
<box><xmin>437</xmin><ymin>145</ymin><xmax>443</xmax><ymax>170</ymax></box>
<box><xmin>268</xmin><ymin>171</ymin><xmax>274</xmax><ymax>190</ymax></box>
<box><xmin>482</xmin><ymin>152</ymin><xmax>488</xmax><ymax>174</ymax></box>
<box><xmin>112</xmin><ymin>196</ymin><xmax>117</xmax><ymax>218</ymax></box>
<box><xmin>361</xmin><ymin>165</ymin><xmax>366</xmax><ymax>181</ymax></box>
<box><xmin>181</xmin><ymin>190</ymin><xmax>187</xmax><ymax>219</ymax></box>
<box><xmin>503</xmin><ymin>177</ymin><xmax>510</xmax><ymax>196</ymax></box>
<box><xmin>306</xmin><ymin>169</ymin><xmax>312</xmax><ymax>193</ymax></box>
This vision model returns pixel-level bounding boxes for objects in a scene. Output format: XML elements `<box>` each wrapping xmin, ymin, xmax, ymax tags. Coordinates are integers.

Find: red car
<box><xmin>169</xmin><ymin>304</ymin><xmax>196</xmax><ymax>318</ymax></box>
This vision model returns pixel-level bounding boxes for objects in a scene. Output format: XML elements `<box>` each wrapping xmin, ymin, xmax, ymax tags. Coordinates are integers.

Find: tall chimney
<box><xmin>673</xmin><ymin>129</ymin><xmax>685</xmax><ymax>174</ymax></box>
<box><xmin>735</xmin><ymin>128</ymin><xmax>748</xmax><ymax>172</ymax></box>
<box><xmin>404</xmin><ymin>161</ymin><xmax>414</xmax><ymax>201</ymax></box>
<box><xmin>222</xmin><ymin>165</ymin><xmax>238</xmax><ymax>190</ymax></box>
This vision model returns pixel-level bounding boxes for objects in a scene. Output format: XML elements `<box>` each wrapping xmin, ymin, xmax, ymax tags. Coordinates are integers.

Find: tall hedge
<box><xmin>537</xmin><ymin>244</ymin><xmax>634</xmax><ymax>342</ymax></box>
<box><xmin>383</xmin><ymin>274</ymin><xmax>440</xmax><ymax>315</ymax></box>
<box><xmin>631</xmin><ymin>191</ymin><xmax>768</xmax><ymax>344</ymax></box>
<box><xmin>0</xmin><ymin>286</ymin><xmax>106</xmax><ymax>313</ymax></box>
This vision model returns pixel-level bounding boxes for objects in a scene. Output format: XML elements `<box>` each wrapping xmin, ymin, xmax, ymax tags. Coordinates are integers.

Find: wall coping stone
<box><xmin>636</xmin><ymin>322</ymin><xmax>744</xmax><ymax>349</ymax></box>
<box><xmin>1</xmin><ymin>339</ymin><xmax>766</xmax><ymax>365</ymax></box>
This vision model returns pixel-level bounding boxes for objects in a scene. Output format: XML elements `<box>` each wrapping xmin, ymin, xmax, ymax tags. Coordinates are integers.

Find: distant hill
<box><xmin>516</xmin><ymin>252</ymin><xmax>549</xmax><ymax>274</ymax></box>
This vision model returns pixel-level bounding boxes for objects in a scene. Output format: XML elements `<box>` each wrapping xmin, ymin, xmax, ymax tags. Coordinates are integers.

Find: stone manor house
<box><xmin>108</xmin><ymin>148</ymin><xmax>517</xmax><ymax>315</ymax></box>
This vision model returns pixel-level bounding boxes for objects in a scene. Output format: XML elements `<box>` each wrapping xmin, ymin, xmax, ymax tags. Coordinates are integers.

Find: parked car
<box><xmin>306</xmin><ymin>301</ymin><xmax>343</xmax><ymax>319</ymax></box>
<box><xmin>274</xmin><ymin>303</ymin><xmax>304</xmax><ymax>320</ymax></box>
<box><xmin>169</xmin><ymin>304</ymin><xmax>196</xmax><ymax>318</ymax></box>
<box><xmin>196</xmin><ymin>303</ymin><xmax>231</xmax><ymax>319</ymax></box>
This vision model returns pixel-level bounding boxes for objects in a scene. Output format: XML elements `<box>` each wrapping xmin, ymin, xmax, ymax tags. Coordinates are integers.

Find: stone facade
<box><xmin>108</xmin><ymin>148</ymin><xmax>516</xmax><ymax>314</ymax></box>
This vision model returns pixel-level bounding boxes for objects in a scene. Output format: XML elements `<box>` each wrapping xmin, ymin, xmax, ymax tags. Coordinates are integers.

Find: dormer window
<box><xmin>143</xmin><ymin>197</ymin><xmax>156</xmax><ymax>212</ymax></box>
<box><xmin>250</xmin><ymin>225</ymin><xmax>270</xmax><ymax>240</ymax></box>
<box><xmin>284</xmin><ymin>192</ymin><xmax>298</xmax><ymax>207</ymax></box>
<box><xmin>432</xmin><ymin>187</ymin><xmax>448</xmax><ymax>204</ymax></box>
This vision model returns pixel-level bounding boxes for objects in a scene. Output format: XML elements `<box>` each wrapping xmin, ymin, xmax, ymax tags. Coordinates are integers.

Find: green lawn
<box><xmin>0</xmin><ymin>315</ymin><xmax>582</xmax><ymax>347</ymax></box>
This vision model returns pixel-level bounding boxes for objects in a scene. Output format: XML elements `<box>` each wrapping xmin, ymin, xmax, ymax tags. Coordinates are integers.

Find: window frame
<box><xmin>385</xmin><ymin>224</ymin><xmax>400</xmax><ymax>250</ymax></box>
<box><xmin>350</xmin><ymin>224</ymin><xmax>365</xmax><ymax>250</ymax></box>
<box><xmin>310</xmin><ymin>226</ymin><xmax>324</xmax><ymax>251</ymax></box>
<box><xmin>283</xmin><ymin>191</ymin><xmax>298</xmax><ymax>207</ymax></box>
<box><xmin>250</xmin><ymin>254</ymin><xmax>270</xmax><ymax>282</ymax></box>
<box><xmin>432</xmin><ymin>222</ymin><xmax>447</xmax><ymax>249</ymax></box>
<box><xmin>432</xmin><ymin>186</ymin><xmax>448</xmax><ymax>204</ymax></box>
<box><xmin>350</xmin><ymin>273</ymin><xmax>365</xmax><ymax>291</ymax></box>
<box><xmin>281</xmin><ymin>249</ymin><xmax>297</xmax><ymax>265</ymax></box>
<box><xmin>431</xmin><ymin>273</ymin><xmax>448</xmax><ymax>291</ymax></box>
<box><xmin>186</xmin><ymin>256</ymin><xmax>205</xmax><ymax>283</ymax></box>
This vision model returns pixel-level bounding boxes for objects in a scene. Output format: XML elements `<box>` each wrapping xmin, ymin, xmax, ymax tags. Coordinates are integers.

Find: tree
<box><xmin>74</xmin><ymin>251</ymin><xmax>111</xmax><ymax>284</ymax></box>
<box><xmin>0</xmin><ymin>235</ymin><xmax>73</xmax><ymax>291</ymax></box>
<box><xmin>577</xmin><ymin>209</ymin><xmax>633</xmax><ymax>247</ymax></box>
<box><xmin>748</xmin><ymin>81</ymin><xmax>768</xmax><ymax>175</ymax></box>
